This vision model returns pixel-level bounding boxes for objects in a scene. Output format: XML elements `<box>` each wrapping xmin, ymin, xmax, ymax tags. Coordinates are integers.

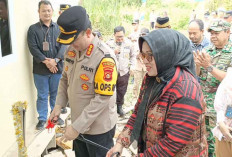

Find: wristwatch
<box><xmin>55</xmin><ymin>58</ymin><xmax>60</xmax><ymax>63</ymax></box>
<box><xmin>206</xmin><ymin>65</ymin><xmax>214</xmax><ymax>72</ymax></box>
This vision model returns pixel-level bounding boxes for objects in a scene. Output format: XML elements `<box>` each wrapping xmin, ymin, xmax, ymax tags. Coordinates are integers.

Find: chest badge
<box><xmin>82</xmin><ymin>84</ymin><xmax>89</xmax><ymax>91</ymax></box>
<box><xmin>80</xmin><ymin>74</ymin><xmax>89</xmax><ymax>81</ymax></box>
<box><xmin>68</xmin><ymin>51</ymin><xmax>76</xmax><ymax>58</ymax></box>
<box><xmin>86</xmin><ymin>44</ymin><xmax>94</xmax><ymax>56</ymax></box>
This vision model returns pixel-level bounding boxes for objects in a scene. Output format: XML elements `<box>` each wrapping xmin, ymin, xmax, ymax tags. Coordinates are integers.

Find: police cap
<box><xmin>155</xmin><ymin>17</ymin><xmax>170</xmax><ymax>28</ymax></box>
<box><xmin>60</xmin><ymin>4</ymin><xmax>71</xmax><ymax>11</ymax></box>
<box><xmin>57</xmin><ymin>6</ymin><xmax>91</xmax><ymax>45</ymax></box>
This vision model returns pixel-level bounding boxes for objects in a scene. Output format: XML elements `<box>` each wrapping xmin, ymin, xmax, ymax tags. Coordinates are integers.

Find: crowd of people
<box><xmin>26</xmin><ymin>1</ymin><xmax>232</xmax><ymax>156</ymax></box>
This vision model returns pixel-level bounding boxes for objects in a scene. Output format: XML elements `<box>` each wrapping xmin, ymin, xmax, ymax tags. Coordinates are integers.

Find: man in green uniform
<box><xmin>194</xmin><ymin>19</ymin><xmax>232</xmax><ymax>157</ymax></box>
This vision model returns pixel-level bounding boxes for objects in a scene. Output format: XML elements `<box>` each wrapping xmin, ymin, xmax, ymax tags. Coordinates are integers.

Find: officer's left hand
<box><xmin>58</xmin><ymin>125</ymin><xmax>79</xmax><ymax>143</ymax></box>
<box><xmin>197</xmin><ymin>51</ymin><xmax>212</xmax><ymax>69</ymax></box>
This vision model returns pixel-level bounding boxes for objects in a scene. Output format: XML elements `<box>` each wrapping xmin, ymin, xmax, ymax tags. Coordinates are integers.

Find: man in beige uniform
<box><xmin>106</xmin><ymin>26</ymin><xmax>136</xmax><ymax>117</ymax></box>
<box><xmin>49</xmin><ymin>6</ymin><xmax>118</xmax><ymax>157</ymax></box>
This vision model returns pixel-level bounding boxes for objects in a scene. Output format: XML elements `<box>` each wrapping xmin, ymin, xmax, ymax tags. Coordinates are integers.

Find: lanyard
<box><xmin>40</xmin><ymin>22</ymin><xmax>51</xmax><ymax>42</ymax></box>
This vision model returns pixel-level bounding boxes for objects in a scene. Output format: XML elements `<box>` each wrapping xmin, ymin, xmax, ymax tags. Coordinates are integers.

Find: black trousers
<box><xmin>116</xmin><ymin>72</ymin><xmax>130</xmax><ymax>105</ymax></box>
<box><xmin>73</xmin><ymin>126</ymin><xmax>116</xmax><ymax>157</ymax></box>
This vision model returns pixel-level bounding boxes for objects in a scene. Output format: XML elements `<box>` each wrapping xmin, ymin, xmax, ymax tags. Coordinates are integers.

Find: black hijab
<box><xmin>130</xmin><ymin>29</ymin><xmax>196</xmax><ymax>143</ymax></box>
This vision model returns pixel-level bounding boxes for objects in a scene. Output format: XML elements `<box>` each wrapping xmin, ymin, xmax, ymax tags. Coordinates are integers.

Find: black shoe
<box><xmin>36</xmin><ymin>120</ymin><xmax>46</xmax><ymax>130</ymax></box>
<box><xmin>57</xmin><ymin>118</ymin><xmax>64</xmax><ymax>125</ymax></box>
<box><xmin>117</xmin><ymin>105</ymin><xmax>125</xmax><ymax>117</ymax></box>
<box><xmin>61</xmin><ymin>107</ymin><xmax>67</xmax><ymax>114</ymax></box>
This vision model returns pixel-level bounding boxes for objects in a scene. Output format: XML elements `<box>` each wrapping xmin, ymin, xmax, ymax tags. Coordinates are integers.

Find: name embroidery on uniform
<box><xmin>82</xmin><ymin>84</ymin><xmax>89</xmax><ymax>91</ymax></box>
<box><xmin>68</xmin><ymin>51</ymin><xmax>76</xmax><ymax>58</ymax></box>
<box><xmin>80</xmin><ymin>74</ymin><xmax>89</xmax><ymax>81</ymax></box>
<box><xmin>66</xmin><ymin>58</ymin><xmax>74</xmax><ymax>64</ymax></box>
<box><xmin>81</xmin><ymin>65</ymin><xmax>94</xmax><ymax>73</ymax></box>
<box><xmin>102</xmin><ymin>61</ymin><xmax>115</xmax><ymax>82</ymax></box>
<box><xmin>86</xmin><ymin>44</ymin><xmax>94</xmax><ymax>56</ymax></box>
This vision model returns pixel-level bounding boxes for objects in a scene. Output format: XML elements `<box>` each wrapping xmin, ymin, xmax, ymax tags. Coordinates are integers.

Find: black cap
<box><xmin>132</xmin><ymin>19</ymin><xmax>139</xmax><ymax>24</ymax></box>
<box><xmin>57</xmin><ymin>6</ymin><xmax>91</xmax><ymax>45</ymax></box>
<box><xmin>60</xmin><ymin>4</ymin><xmax>71</xmax><ymax>11</ymax></box>
<box><xmin>155</xmin><ymin>17</ymin><xmax>170</xmax><ymax>28</ymax></box>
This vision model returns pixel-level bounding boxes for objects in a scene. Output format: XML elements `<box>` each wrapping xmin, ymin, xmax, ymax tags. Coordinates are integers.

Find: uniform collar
<box><xmin>84</xmin><ymin>35</ymin><xmax>100</xmax><ymax>58</ymax></box>
<box><xmin>39</xmin><ymin>20</ymin><xmax>55</xmax><ymax>27</ymax></box>
<box><xmin>209</xmin><ymin>40</ymin><xmax>232</xmax><ymax>54</ymax></box>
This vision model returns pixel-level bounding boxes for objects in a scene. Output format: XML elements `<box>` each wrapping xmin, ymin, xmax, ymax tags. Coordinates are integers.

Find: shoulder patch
<box><xmin>94</xmin><ymin>57</ymin><xmax>117</xmax><ymax>95</ymax></box>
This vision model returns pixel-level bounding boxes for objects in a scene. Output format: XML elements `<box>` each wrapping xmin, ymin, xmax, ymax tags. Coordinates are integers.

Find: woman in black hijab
<box><xmin>107</xmin><ymin>29</ymin><xmax>207</xmax><ymax>157</ymax></box>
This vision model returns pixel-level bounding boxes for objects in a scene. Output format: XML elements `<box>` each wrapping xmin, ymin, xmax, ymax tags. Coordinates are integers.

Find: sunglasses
<box><xmin>141</xmin><ymin>52</ymin><xmax>153</xmax><ymax>62</ymax></box>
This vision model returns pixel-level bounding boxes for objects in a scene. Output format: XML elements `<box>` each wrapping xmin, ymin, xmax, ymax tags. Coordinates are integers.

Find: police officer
<box><xmin>49</xmin><ymin>6</ymin><xmax>118</xmax><ymax>157</ymax></box>
<box><xmin>155</xmin><ymin>16</ymin><xmax>171</xmax><ymax>29</ymax></box>
<box><xmin>194</xmin><ymin>19</ymin><xmax>232</xmax><ymax>157</ymax></box>
<box><xmin>107</xmin><ymin>26</ymin><xmax>136</xmax><ymax>117</ymax></box>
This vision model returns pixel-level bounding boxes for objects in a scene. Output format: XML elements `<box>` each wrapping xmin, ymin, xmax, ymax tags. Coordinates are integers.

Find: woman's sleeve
<box><xmin>214</xmin><ymin>79</ymin><xmax>227</xmax><ymax>123</ymax></box>
<box><xmin>116</xmin><ymin>77</ymin><xmax>146</xmax><ymax>148</ymax></box>
<box><xmin>138</xmin><ymin>96</ymin><xmax>203</xmax><ymax>157</ymax></box>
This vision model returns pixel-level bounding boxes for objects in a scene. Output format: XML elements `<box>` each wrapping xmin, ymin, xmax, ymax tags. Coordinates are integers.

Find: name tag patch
<box><xmin>81</xmin><ymin>65</ymin><xmax>94</xmax><ymax>73</ymax></box>
<box><xmin>66</xmin><ymin>58</ymin><xmax>74</xmax><ymax>64</ymax></box>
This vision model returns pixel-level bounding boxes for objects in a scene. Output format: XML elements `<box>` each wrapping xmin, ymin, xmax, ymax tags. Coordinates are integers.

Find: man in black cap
<box><xmin>155</xmin><ymin>16</ymin><xmax>171</xmax><ymax>29</ymax></box>
<box><xmin>49</xmin><ymin>6</ymin><xmax>118</xmax><ymax>157</ymax></box>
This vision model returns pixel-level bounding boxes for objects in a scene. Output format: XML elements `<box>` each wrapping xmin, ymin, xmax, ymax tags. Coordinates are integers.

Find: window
<box><xmin>0</xmin><ymin>0</ymin><xmax>16</xmax><ymax>67</ymax></box>
<box><xmin>0</xmin><ymin>0</ymin><xmax>12</xmax><ymax>57</ymax></box>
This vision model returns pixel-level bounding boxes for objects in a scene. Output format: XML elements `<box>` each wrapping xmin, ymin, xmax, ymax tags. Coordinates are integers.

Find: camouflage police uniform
<box><xmin>199</xmin><ymin>20</ymin><xmax>232</xmax><ymax>157</ymax></box>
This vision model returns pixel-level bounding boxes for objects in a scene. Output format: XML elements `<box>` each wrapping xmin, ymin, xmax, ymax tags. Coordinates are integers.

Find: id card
<box><xmin>225</xmin><ymin>105</ymin><xmax>232</xmax><ymax>119</ymax></box>
<box><xmin>43</xmin><ymin>42</ymin><xmax>49</xmax><ymax>51</ymax></box>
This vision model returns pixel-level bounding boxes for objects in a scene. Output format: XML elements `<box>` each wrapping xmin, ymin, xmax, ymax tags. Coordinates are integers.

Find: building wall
<box><xmin>0</xmin><ymin>0</ymin><xmax>79</xmax><ymax>155</ymax></box>
<box><xmin>0</xmin><ymin>0</ymin><xmax>40</xmax><ymax>156</ymax></box>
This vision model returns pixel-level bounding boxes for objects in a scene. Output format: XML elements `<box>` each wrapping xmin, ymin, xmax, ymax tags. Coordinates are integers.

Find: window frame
<box><xmin>0</xmin><ymin>0</ymin><xmax>17</xmax><ymax>67</ymax></box>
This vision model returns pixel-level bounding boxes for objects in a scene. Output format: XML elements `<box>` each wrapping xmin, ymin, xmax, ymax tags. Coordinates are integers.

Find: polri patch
<box><xmin>102</xmin><ymin>61</ymin><xmax>115</xmax><ymax>82</ymax></box>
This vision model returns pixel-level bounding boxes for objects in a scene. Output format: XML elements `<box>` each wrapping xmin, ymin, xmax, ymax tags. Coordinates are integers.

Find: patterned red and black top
<box><xmin>117</xmin><ymin>67</ymin><xmax>208</xmax><ymax>157</ymax></box>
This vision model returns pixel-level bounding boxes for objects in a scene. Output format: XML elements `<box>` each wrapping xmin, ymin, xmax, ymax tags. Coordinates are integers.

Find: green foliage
<box><xmin>82</xmin><ymin>0</ymin><xmax>198</xmax><ymax>39</ymax></box>
<box><xmin>206</xmin><ymin>0</ymin><xmax>232</xmax><ymax>11</ymax></box>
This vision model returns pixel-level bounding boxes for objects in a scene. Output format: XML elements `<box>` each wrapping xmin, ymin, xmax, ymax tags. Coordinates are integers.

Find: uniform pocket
<box><xmin>77</xmin><ymin>69</ymin><xmax>95</xmax><ymax>95</ymax></box>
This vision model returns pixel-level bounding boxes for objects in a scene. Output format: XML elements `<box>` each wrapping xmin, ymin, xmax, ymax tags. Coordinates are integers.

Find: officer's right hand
<box><xmin>106</xmin><ymin>142</ymin><xmax>123</xmax><ymax>157</ymax></box>
<box><xmin>49</xmin><ymin>105</ymin><xmax>62</xmax><ymax>124</ymax></box>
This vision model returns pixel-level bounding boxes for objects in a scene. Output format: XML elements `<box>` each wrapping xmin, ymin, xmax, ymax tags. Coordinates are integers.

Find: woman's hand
<box><xmin>106</xmin><ymin>142</ymin><xmax>123</xmax><ymax>157</ymax></box>
<box><xmin>219</xmin><ymin>122</ymin><xmax>232</xmax><ymax>141</ymax></box>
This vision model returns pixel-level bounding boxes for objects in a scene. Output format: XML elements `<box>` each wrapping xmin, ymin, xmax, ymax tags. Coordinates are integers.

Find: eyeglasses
<box><xmin>141</xmin><ymin>52</ymin><xmax>153</xmax><ymax>62</ymax></box>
